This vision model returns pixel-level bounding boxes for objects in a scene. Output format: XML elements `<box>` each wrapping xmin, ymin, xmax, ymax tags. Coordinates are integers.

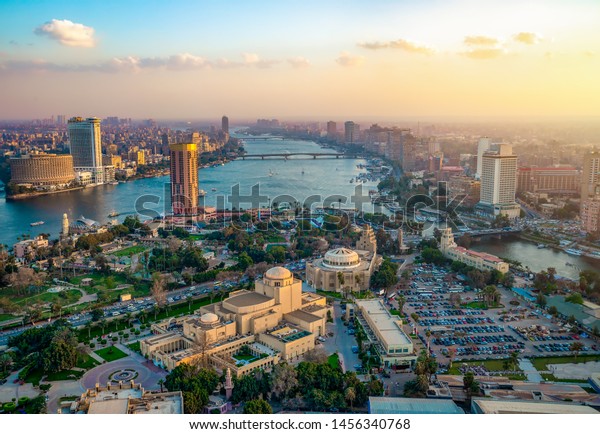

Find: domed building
<box><xmin>141</xmin><ymin>265</ymin><xmax>330</xmax><ymax>376</ymax></box>
<box><xmin>306</xmin><ymin>225</ymin><xmax>381</xmax><ymax>293</ymax></box>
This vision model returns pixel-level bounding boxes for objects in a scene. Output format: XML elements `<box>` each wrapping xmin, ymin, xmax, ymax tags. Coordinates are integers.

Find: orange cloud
<box><xmin>464</xmin><ymin>35</ymin><xmax>498</xmax><ymax>46</ymax></box>
<box><xmin>513</xmin><ymin>32</ymin><xmax>540</xmax><ymax>45</ymax></box>
<box><xmin>335</xmin><ymin>52</ymin><xmax>364</xmax><ymax>67</ymax></box>
<box><xmin>358</xmin><ymin>39</ymin><xmax>433</xmax><ymax>54</ymax></box>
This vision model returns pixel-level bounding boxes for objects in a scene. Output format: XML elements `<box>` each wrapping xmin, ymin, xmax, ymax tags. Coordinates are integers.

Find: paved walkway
<box><xmin>46</xmin><ymin>380</ymin><xmax>85</xmax><ymax>414</ymax></box>
<box><xmin>0</xmin><ymin>369</ymin><xmax>40</xmax><ymax>402</ymax></box>
<box><xmin>518</xmin><ymin>358</ymin><xmax>544</xmax><ymax>383</ymax></box>
<box><xmin>80</xmin><ymin>356</ymin><xmax>166</xmax><ymax>390</ymax></box>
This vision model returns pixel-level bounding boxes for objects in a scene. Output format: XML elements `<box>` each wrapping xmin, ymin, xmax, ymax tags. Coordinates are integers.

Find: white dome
<box><xmin>265</xmin><ymin>266</ymin><xmax>292</xmax><ymax>280</ymax></box>
<box><xmin>322</xmin><ymin>248</ymin><xmax>360</xmax><ymax>269</ymax></box>
<box><xmin>200</xmin><ymin>312</ymin><xmax>219</xmax><ymax>324</ymax></box>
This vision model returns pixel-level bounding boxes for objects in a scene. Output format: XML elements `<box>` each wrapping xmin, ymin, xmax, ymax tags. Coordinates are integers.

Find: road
<box><xmin>323</xmin><ymin>301</ymin><xmax>360</xmax><ymax>372</ymax></box>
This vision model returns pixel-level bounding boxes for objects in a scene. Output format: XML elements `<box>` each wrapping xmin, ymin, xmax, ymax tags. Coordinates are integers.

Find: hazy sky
<box><xmin>1</xmin><ymin>0</ymin><xmax>599</xmax><ymax>120</ymax></box>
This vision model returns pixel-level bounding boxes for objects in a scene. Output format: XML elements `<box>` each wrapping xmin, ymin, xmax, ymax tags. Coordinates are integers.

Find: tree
<box><xmin>91</xmin><ymin>308</ymin><xmax>104</xmax><ymax>322</ymax></box>
<box><xmin>158</xmin><ymin>378</ymin><xmax>165</xmax><ymax>393</ymax></box>
<box><xmin>547</xmin><ymin>305</ymin><xmax>558</xmax><ymax>316</ymax></box>
<box><xmin>463</xmin><ymin>371</ymin><xmax>479</xmax><ymax>398</ymax></box>
<box><xmin>0</xmin><ymin>353</ymin><xmax>13</xmax><ymax>374</ymax></box>
<box><xmin>570</xmin><ymin>341</ymin><xmax>584</xmax><ymax>360</ymax></box>
<box><xmin>536</xmin><ymin>293</ymin><xmax>547</xmax><ymax>308</ymax></box>
<box><xmin>271</xmin><ymin>363</ymin><xmax>298</xmax><ymax>400</ymax></box>
<box><xmin>344</xmin><ymin>387</ymin><xmax>356</xmax><ymax>410</ymax></box>
<box><xmin>243</xmin><ymin>399</ymin><xmax>273</xmax><ymax>414</ymax></box>
<box><xmin>151</xmin><ymin>273</ymin><xmax>167</xmax><ymax>310</ymax></box>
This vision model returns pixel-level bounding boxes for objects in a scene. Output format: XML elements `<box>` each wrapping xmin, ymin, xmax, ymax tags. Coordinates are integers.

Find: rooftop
<box><xmin>355</xmin><ymin>299</ymin><xmax>412</xmax><ymax>347</ymax></box>
<box><xmin>472</xmin><ymin>399</ymin><xmax>599</xmax><ymax>414</ymax></box>
<box><xmin>224</xmin><ymin>291</ymin><xmax>272</xmax><ymax>308</ymax></box>
<box><xmin>369</xmin><ymin>397</ymin><xmax>464</xmax><ymax>414</ymax></box>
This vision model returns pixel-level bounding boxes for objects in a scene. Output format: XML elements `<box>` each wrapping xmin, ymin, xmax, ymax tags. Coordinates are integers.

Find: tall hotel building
<box><xmin>170</xmin><ymin>143</ymin><xmax>199</xmax><ymax>215</ymax></box>
<box><xmin>67</xmin><ymin>117</ymin><xmax>105</xmax><ymax>184</ymax></box>
<box><xmin>580</xmin><ymin>151</ymin><xmax>600</xmax><ymax>233</ymax></box>
<box><xmin>344</xmin><ymin>121</ymin><xmax>360</xmax><ymax>144</ymax></box>
<box><xmin>475</xmin><ymin>137</ymin><xmax>493</xmax><ymax>179</ymax></box>
<box><xmin>221</xmin><ymin>115</ymin><xmax>229</xmax><ymax>134</ymax></box>
<box><xmin>581</xmin><ymin>151</ymin><xmax>600</xmax><ymax>200</ymax></box>
<box><xmin>477</xmin><ymin>143</ymin><xmax>520</xmax><ymax>219</ymax></box>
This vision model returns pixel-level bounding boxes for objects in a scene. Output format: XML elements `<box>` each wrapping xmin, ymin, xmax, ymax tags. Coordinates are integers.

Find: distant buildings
<box><xmin>9</xmin><ymin>153</ymin><xmax>74</xmax><ymax>186</ymax></box>
<box><xmin>221</xmin><ymin>115</ymin><xmax>229</xmax><ymax>134</ymax></box>
<box><xmin>517</xmin><ymin>166</ymin><xmax>580</xmax><ymax>195</ymax></box>
<box><xmin>326</xmin><ymin>121</ymin><xmax>337</xmax><ymax>139</ymax></box>
<box><xmin>477</xmin><ymin>143</ymin><xmax>520</xmax><ymax>219</ymax></box>
<box><xmin>169</xmin><ymin>143</ymin><xmax>199</xmax><ymax>216</ymax></box>
<box><xmin>344</xmin><ymin>121</ymin><xmax>360</xmax><ymax>144</ymax></box>
<box><xmin>475</xmin><ymin>137</ymin><xmax>493</xmax><ymax>179</ymax></box>
<box><xmin>13</xmin><ymin>235</ymin><xmax>48</xmax><ymax>259</ymax></box>
<box><xmin>580</xmin><ymin>198</ymin><xmax>600</xmax><ymax>234</ymax></box>
<box><xmin>68</xmin><ymin>117</ymin><xmax>107</xmax><ymax>184</ymax></box>
<box><xmin>581</xmin><ymin>151</ymin><xmax>600</xmax><ymax>200</ymax></box>
<box><xmin>448</xmin><ymin>175</ymin><xmax>481</xmax><ymax>208</ymax></box>
<box><xmin>440</xmin><ymin>228</ymin><xmax>509</xmax><ymax>273</ymax></box>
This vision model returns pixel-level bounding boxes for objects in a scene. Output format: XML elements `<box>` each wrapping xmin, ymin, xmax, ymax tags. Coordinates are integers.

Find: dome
<box><xmin>322</xmin><ymin>248</ymin><xmax>361</xmax><ymax>269</ymax></box>
<box><xmin>200</xmin><ymin>312</ymin><xmax>219</xmax><ymax>324</ymax></box>
<box><xmin>264</xmin><ymin>266</ymin><xmax>292</xmax><ymax>280</ymax></box>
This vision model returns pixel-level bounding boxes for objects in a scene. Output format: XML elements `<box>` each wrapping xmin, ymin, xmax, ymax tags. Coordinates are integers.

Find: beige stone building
<box><xmin>305</xmin><ymin>225</ymin><xmax>381</xmax><ymax>293</ymax></box>
<box><xmin>141</xmin><ymin>267</ymin><xmax>329</xmax><ymax>376</ymax></box>
<box><xmin>440</xmin><ymin>228</ymin><xmax>509</xmax><ymax>273</ymax></box>
<box><xmin>10</xmin><ymin>153</ymin><xmax>75</xmax><ymax>186</ymax></box>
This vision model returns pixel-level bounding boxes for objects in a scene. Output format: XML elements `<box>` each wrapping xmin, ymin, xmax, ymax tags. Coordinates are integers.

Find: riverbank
<box><xmin>6</xmin><ymin>186</ymin><xmax>85</xmax><ymax>201</ymax></box>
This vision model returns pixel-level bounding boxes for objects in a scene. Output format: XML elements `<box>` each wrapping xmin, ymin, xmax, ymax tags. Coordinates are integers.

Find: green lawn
<box><xmin>449</xmin><ymin>358</ymin><xmax>525</xmax><ymax>380</ymax></box>
<box><xmin>0</xmin><ymin>313</ymin><xmax>17</xmax><ymax>322</ymax></box>
<box><xmin>127</xmin><ymin>341</ymin><xmax>141</xmax><ymax>353</ymax></box>
<box><xmin>531</xmin><ymin>354</ymin><xmax>600</xmax><ymax>371</ymax></box>
<box><xmin>539</xmin><ymin>373</ymin><xmax>590</xmax><ymax>383</ymax></box>
<box><xmin>46</xmin><ymin>370</ymin><xmax>83</xmax><ymax>381</ymax></box>
<box><xmin>389</xmin><ymin>309</ymin><xmax>402</xmax><ymax>316</ymax></box>
<box><xmin>316</xmin><ymin>290</ymin><xmax>345</xmax><ymax>300</ymax></box>
<box><xmin>95</xmin><ymin>346</ymin><xmax>128</xmax><ymax>362</ymax></box>
<box><xmin>75</xmin><ymin>354</ymin><xmax>100</xmax><ymax>370</ymax></box>
<box><xmin>23</xmin><ymin>367</ymin><xmax>44</xmax><ymax>386</ymax></box>
<box><xmin>113</xmin><ymin>245</ymin><xmax>148</xmax><ymax>257</ymax></box>
<box><xmin>328</xmin><ymin>353</ymin><xmax>340</xmax><ymax>370</ymax></box>
<box><xmin>14</xmin><ymin>289</ymin><xmax>82</xmax><ymax>306</ymax></box>
<box><xmin>59</xmin><ymin>395</ymin><xmax>80</xmax><ymax>403</ymax></box>
<box><xmin>462</xmin><ymin>301</ymin><xmax>503</xmax><ymax>309</ymax></box>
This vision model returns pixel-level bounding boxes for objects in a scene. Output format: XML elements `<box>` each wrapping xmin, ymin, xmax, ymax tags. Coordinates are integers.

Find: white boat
<box><xmin>565</xmin><ymin>248</ymin><xmax>583</xmax><ymax>256</ymax></box>
<box><xmin>211</xmin><ymin>188</ymin><xmax>217</xmax><ymax>192</ymax></box>
<box><xmin>199</xmin><ymin>189</ymin><xmax>207</xmax><ymax>197</ymax></box>
<box><xmin>109</xmin><ymin>181</ymin><xmax>119</xmax><ymax>185</ymax></box>
<box><xmin>30</xmin><ymin>221</ymin><xmax>45</xmax><ymax>226</ymax></box>
<box><xmin>108</xmin><ymin>210</ymin><xmax>119</xmax><ymax>218</ymax></box>
<box><xmin>537</xmin><ymin>244</ymin><xmax>546</xmax><ymax>249</ymax></box>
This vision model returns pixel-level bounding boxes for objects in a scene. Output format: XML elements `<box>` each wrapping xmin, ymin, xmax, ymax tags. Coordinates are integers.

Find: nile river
<box><xmin>0</xmin><ymin>134</ymin><xmax>597</xmax><ymax>278</ymax></box>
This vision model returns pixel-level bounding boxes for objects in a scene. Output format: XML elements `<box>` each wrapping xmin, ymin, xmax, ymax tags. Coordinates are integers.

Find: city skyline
<box><xmin>1</xmin><ymin>0</ymin><xmax>600</xmax><ymax>119</ymax></box>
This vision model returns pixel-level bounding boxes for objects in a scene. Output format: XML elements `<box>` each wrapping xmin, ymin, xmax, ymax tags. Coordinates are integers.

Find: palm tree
<box><xmin>509</xmin><ymin>350</ymin><xmax>520</xmax><ymax>370</ymax></box>
<box><xmin>157</xmin><ymin>379</ymin><xmax>165</xmax><ymax>393</ymax></box>
<box><xmin>425</xmin><ymin>329</ymin><xmax>432</xmax><ymax>353</ymax></box>
<box><xmin>397</xmin><ymin>295</ymin><xmax>406</xmax><ymax>313</ymax></box>
<box><xmin>99</xmin><ymin>319</ymin><xmax>108</xmax><ymax>335</ymax></box>
<box><xmin>0</xmin><ymin>353</ymin><xmax>13</xmax><ymax>374</ymax></box>
<box><xmin>344</xmin><ymin>387</ymin><xmax>356</xmax><ymax>410</ymax></box>
<box><xmin>187</xmin><ymin>295</ymin><xmax>193</xmax><ymax>313</ymax></box>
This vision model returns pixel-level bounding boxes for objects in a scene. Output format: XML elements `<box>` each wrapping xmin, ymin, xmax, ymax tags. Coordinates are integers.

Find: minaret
<box><xmin>62</xmin><ymin>213</ymin><xmax>69</xmax><ymax>237</ymax></box>
<box><xmin>225</xmin><ymin>368</ymin><xmax>233</xmax><ymax>400</ymax></box>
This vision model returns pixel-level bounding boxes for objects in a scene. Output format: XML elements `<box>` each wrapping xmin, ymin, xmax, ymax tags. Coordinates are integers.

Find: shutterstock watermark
<box><xmin>133</xmin><ymin>181</ymin><xmax>468</xmax><ymax>233</ymax></box>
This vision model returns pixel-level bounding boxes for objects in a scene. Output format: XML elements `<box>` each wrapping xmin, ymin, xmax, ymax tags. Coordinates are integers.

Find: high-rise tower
<box><xmin>68</xmin><ymin>117</ymin><xmax>104</xmax><ymax>183</ymax></box>
<box><xmin>170</xmin><ymin>143</ymin><xmax>199</xmax><ymax>215</ymax></box>
<box><xmin>478</xmin><ymin>144</ymin><xmax>520</xmax><ymax>218</ymax></box>
<box><xmin>221</xmin><ymin>116</ymin><xmax>229</xmax><ymax>134</ymax></box>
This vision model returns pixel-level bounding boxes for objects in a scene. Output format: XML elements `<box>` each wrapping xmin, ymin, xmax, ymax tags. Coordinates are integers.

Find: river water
<box><xmin>470</xmin><ymin>235</ymin><xmax>598</xmax><ymax>279</ymax></box>
<box><xmin>2</xmin><ymin>134</ymin><xmax>597</xmax><ymax>278</ymax></box>
<box><xmin>0</xmin><ymin>135</ymin><xmax>377</xmax><ymax>245</ymax></box>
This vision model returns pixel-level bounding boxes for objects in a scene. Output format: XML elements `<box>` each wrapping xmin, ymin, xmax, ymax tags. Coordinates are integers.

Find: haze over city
<box><xmin>1</xmin><ymin>0</ymin><xmax>600</xmax><ymax>120</ymax></box>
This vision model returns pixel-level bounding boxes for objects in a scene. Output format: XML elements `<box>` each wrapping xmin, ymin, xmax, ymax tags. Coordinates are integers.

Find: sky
<box><xmin>1</xmin><ymin>0</ymin><xmax>599</xmax><ymax>121</ymax></box>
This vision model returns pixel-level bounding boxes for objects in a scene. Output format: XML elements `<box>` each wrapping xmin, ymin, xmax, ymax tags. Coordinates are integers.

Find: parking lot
<box><xmin>393</xmin><ymin>263</ymin><xmax>600</xmax><ymax>366</ymax></box>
